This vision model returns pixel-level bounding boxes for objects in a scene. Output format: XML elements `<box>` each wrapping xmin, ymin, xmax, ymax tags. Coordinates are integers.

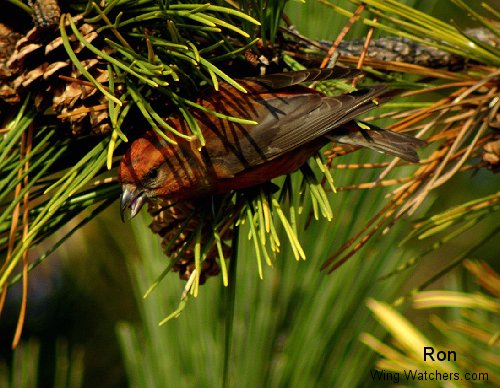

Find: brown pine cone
<box><xmin>1</xmin><ymin>13</ymin><xmax>115</xmax><ymax>136</ymax></box>
<box><xmin>148</xmin><ymin>199</ymin><xmax>234</xmax><ymax>284</ymax></box>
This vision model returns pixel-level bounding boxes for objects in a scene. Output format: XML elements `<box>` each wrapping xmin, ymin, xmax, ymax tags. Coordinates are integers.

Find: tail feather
<box><xmin>327</xmin><ymin>121</ymin><xmax>426</xmax><ymax>162</ymax></box>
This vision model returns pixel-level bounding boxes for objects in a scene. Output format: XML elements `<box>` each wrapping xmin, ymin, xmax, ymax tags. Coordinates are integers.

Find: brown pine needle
<box><xmin>401</xmin><ymin>80</ymin><xmax>480</xmax><ymax>96</ymax></box>
<box><xmin>2</xmin><ymin>160</ymin><xmax>23</xmax><ymax>276</ymax></box>
<box><xmin>12</xmin><ymin>124</ymin><xmax>33</xmax><ymax>349</ymax></box>
<box><xmin>58</xmin><ymin>74</ymin><xmax>110</xmax><ymax>91</ymax></box>
<box><xmin>389</xmin><ymin>89</ymin><xmax>466</xmax><ymax>131</ymax></box>
<box><xmin>321</xmin><ymin>196</ymin><xmax>395</xmax><ymax>272</ymax></box>
<box><xmin>334</xmin><ymin>162</ymin><xmax>397</xmax><ymax>169</ymax></box>
<box><xmin>336</xmin><ymin>176</ymin><xmax>413</xmax><ymax>191</ymax></box>
<box><xmin>57</xmin><ymin>103</ymin><xmax>109</xmax><ymax>118</ymax></box>
<box><xmin>319</xmin><ymin>3</ymin><xmax>365</xmax><ymax>71</ymax></box>
<box><xmin>353</xmin><ymin>16</ymin><xmax>378</xmax><ymax>87</ymax></box>
<box><xmin>0</xmin><ymin>289</ymin><xmax>6</xmax><ymax>320</ymax></box>
<box><xmin>339</xmin><ymin>56</ymin><xmax>471</xmax><ymax>80</ymax></box>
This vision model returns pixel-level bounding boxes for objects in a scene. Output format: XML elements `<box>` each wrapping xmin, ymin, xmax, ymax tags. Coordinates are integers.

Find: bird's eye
<box><xmin>146</xmin><ymin>167</ymin><xmax>159</xmax><ymax>181</ymax></box>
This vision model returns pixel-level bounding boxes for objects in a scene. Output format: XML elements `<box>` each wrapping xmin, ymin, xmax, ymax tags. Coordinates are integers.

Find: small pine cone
<box><xmin>148</xmin><ymin>198</ymin><xmax>234</xmax><ymax>285</ymax></box>
<box><xmin>29</xmin><ymin>0</ymin><xmax>60</xmax><ymax>29</ymax></box>
<box><xmin>0</xmin><ymin>24</ymin><xmax>22</xmax><ymax>104</ymax></box>
<box><xmin>1</xmin><ymin>14</ymin><xmax>115</xmax><ymax>136</ymax></box>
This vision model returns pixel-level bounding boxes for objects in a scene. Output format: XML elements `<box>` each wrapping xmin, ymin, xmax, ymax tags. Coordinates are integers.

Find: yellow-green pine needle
<box><xmin>302</xmin><ymin>166</ymin><xmax>333</xmax><ymax>221</ymax></box>
<box><xmin>314</xmin><ymin>154</ymin><xmax>337</xmax><ymax>193</ymax></box>
<box><xmin>247</xmin><ymin>206</ymin><xmax>263</xmax><ymax>279</ymax></box>
<box><xmin>260</xmin><ymin>190</ymin><xmax>271</xmax><ymax>233</ymax></box>
<box><xmin>188</xmin><ymin>41</ymin><xmax>201</xmax><ymax>63</ymax></box>
<box><xmin>289</xmin><ymin>204</ymin><xmax>298</xmax><ymax>241</ymax></box>
<box><xmin>68</xmin><ymin>15</ymin><xmax>159</xmax><ymax>87</ymax></box>
<box><xmin>178</xmin><ymin>107</ymin><xmax>206</xmax><ymax>147</ymax></box>
<box><xmin>1</xmin><ymin>165</ymin><xmax>76</xmax><ymax>288</ymax></box>
<box><xmin>192</xmin><ymin>226</ymin><xmax>202</xmax><ymax>297</ymax></box>
<box><xmin>272</xmin><ymin>198</ymin><xmax>305</xmax><ymax>260</ymax></box>
<box><xmin>414</xmin><ymin>291</ymin><xmax>500</xmax><ymax>312</ymax></box>
<box><xmin>255</xmin><ymin>197</ymin><xmax>273</xmax><ymax>266</ymax></box>
<box><xmin>201</xmin><ymin>14</ymin><xmax>250</xmax><ymax>38</ymax></box>
<box><xmin>316</xmin><ymin>185</ymin><xmax>333</xmax><ymax>220</ymax></box>
<box><xmin>199</xmin><ymin>39</ymin><xmax>225</xmax><ymax>55</ymax></box>
<box><xmin>208</xmin><ymin>68</ymin><xmax>219</xmax><ymax>91</ymax></box>
<box><xmin>268</xmin><ymin>212</ymin><xmax>281</xmax><ymax>254</ymax></box>
<box><xmin>128</xmin><ymin>85</ymin><xmax>191</xmax><ymax>140</ymax></box>
<box><xmin>481</xmin><ymin>2</ymin><xmax>500</xmax><ymax>20</ymax></box>
<box><xmin>262</xmin><ymin>242</ymin><xmax>273</xmax><ymax>267</ymax></box>
<box><xmin>367</xmin><ymin>299</ymin><xmax>435</xmax><ymax>362</ymax></box>
<box><xmin>181</xmin><ymin>98</ymin><xmax>257</xmax><ymax>125</ymax></box>
<box><xmin>212</xmin><ymin>38</ymin><xmax>260</xmax><ymax>62</ymax></box>
<box><xmin>213</xmin><ymin>230</ymin><xmax>229</xmax><ymax>287</ymax></box>
<box><xmin>186</xmin><ymin>13</ymin><xmax>217</xmax><ymax>27</ymax></box>
<box><xmin>92</xmin><ymin>2</ymin><xmax>132</xmax><ymax>50</ymax></box>
<box><xmin>309</xmin><ymin>189</ymin><xmax>319</xmax><ymax>220</ymax></box>
<box><xmin>198</xmin><ymin>57</ymin><xmax>248</xmax><ymax>93</ymax></box>
<box><xmin>60</xmin><ymin>14</ymin><xmax>121</xmax><ymax>106</ymax></box>
<box><xmin>256</xmin><ymin>195</ymin><xmax>267</xmax><ymax>246</ymax></box>
<box><xmin>187</xmin><ymin>3</ymin><xmax>212</xmax><ymax>14</ymax></box>
<box><xmin>159</xmin><ymin>296</ymin><xmax>189</xmax><ymax>325</ymax></box>
<box><xmin>107</xmin><ymin>130</ymin><xmax>119</xmax><ymax>170</ymax></box>
<box><xmin>168</xmin><ymin>4</ymin><xmax>261</xmax><ymax>26</ymax></box>
<box><xmin>298</xmin><ymin>178</ymin><xmax>307</xmax><ymax>215</ymax></box>
<box><xmin>143</xmin><ymin>261</ymin><xmax>177</xmax><ymax>299</ymax></box>
<box><xmin>127</xmin><ymin>85</ymin><xmax>177</xmax><ymax>145</ymax></box>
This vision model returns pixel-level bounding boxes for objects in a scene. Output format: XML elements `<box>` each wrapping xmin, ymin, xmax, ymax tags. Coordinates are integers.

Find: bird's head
<box><xmin>118</xmin><ymin>131</ymin><xmax>173</xmax><ymax>221</ymax></box>
<box><xmin>119</xmin><ymin>129</ymin><xmax>209</xmax><ymax>221</ymax></box>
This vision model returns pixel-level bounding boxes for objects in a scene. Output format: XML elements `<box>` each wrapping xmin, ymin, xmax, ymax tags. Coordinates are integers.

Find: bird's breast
<box><xmin>211</xmin><ymin>137</ymin><xmax>327</xmax><ymax>194</ymax></box>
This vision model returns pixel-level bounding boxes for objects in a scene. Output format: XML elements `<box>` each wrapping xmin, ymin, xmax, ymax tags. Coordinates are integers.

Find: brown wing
<box><xmin>197</xmin><ymin>86</ymin><xmax>390</xmax><ymax>177</ymax></box>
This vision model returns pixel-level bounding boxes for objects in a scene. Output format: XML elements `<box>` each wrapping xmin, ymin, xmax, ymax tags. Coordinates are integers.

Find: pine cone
<box><xmin>0</xmin><ymin>24</ymin><xmax>22</xmax><ymax>105</ymax></box>
<box><xmin>29</xmin><ymin>0</ymin><xmax>60</xmax><ymax>29</ymax></box>
<box><xmin>1</xmin><ymin>12</ymin><xmax>114</xmax><ymax>136</ymax></box>
<box><xmin>148</xmin><ymin>199</ymin><xmax>234</xmax><ymax>284</ymax></box>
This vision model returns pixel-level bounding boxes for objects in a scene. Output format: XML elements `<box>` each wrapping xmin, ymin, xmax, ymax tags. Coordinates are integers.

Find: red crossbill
<box><xmin>119</xmin><ymin>68</ymin><xmax>424</xmax><ymax>220</ymax></box>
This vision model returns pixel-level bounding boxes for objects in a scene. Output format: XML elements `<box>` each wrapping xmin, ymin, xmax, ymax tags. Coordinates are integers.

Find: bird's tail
<box><xmin>326</xmin><ymin>121</ymin><xmax>426</xmax><ymax>163</ymax></box>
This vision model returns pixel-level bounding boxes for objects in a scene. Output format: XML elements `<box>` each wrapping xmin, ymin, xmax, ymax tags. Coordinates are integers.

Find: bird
<box><xmin>119</xmin><ymin>68</ymin><xmax>425</xmax><ymax>220</ymax></box>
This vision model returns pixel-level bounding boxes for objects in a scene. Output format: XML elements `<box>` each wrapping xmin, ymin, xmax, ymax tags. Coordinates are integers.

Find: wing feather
<box><xmin>202</xmin><ymin>86</ymin><xmax>391</xmax><ymax>176</ymax></box>
<box><xmin>241</xmin><ymin>68</ymin><xmax>362</xmax><ymax>90</ymax></box>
